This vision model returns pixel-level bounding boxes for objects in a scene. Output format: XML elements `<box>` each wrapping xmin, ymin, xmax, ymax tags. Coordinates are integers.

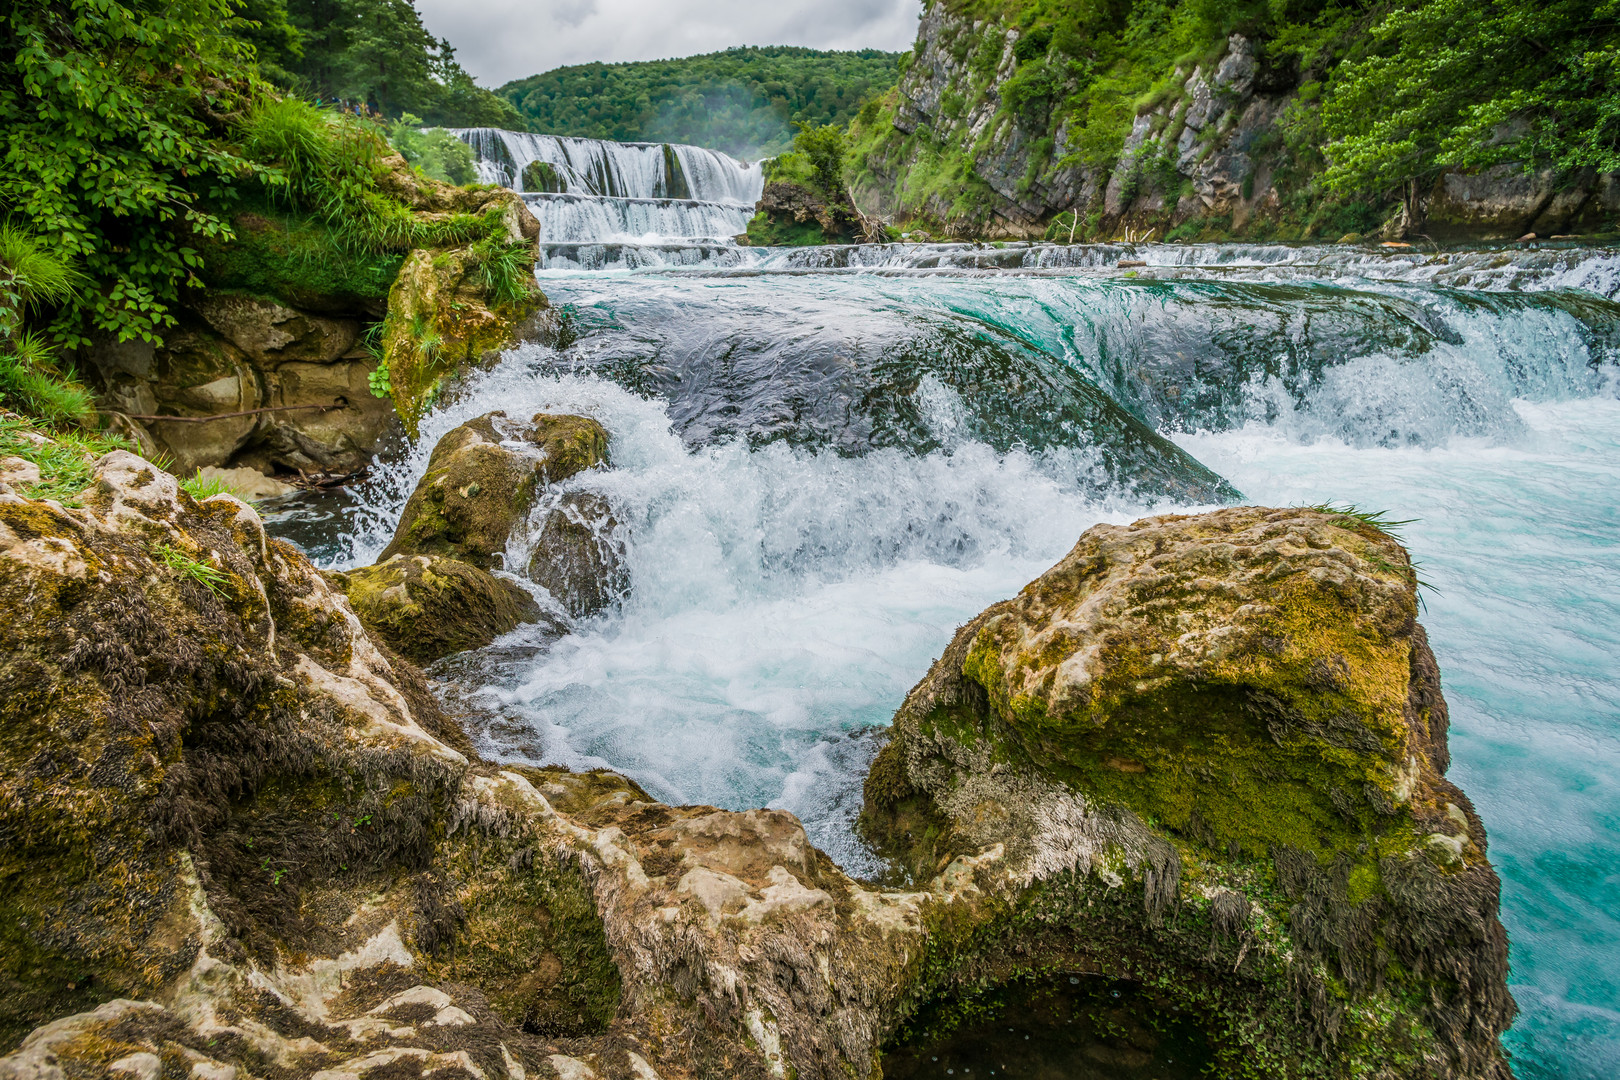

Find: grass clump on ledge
<box><xmin>152</xmin><ymin>541</ymin><xmax>229</xmax><ymax>596</ymax></box>
<box><xmin>0</xmin><ymin>415</ymin><xmax>132</xmax><ymax>506</ymax></box>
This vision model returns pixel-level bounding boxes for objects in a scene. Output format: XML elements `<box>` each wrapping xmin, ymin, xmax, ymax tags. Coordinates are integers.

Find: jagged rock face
<box><xmin>334</xmin><ymin>554</ymin><xmax>548</xmax><ymax>662</ymax></box>
<box><xmin>379</xmin><ymin>411</ymin><xmax>610</xmax><ymax>571</ymax></box>
<box><xmin>861</xmin><ymin>2</ymin><xmax>1619</xmax><ymax>240</ymax></box>
<box><xmin>866</xmin><ymin>507</ymin><xmax>1514</xmax><ymax>1079</ymax></box>
<box><xmin>0</xmin><ymin>449</ymin><xmax>472</xmax><ymax>1047</ymax></box>
<box><xmin>526</xmin><ymin>492</ymin><xmax>628</xmax><ymax>619</ymax></box>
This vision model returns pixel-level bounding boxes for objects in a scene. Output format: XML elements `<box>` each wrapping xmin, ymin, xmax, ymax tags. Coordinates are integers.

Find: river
<box><xmin>266</xmin><ymin>129</ymin><xmax>1620</xmax><ymax>1078</ymax></box>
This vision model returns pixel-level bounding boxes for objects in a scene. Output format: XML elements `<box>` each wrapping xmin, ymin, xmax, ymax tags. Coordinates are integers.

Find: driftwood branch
<box><xmin>845</xmin><ymin>187</ymin><xmax>890</xmax><ymax>244</ymax></box>
<box><xmin>121</xmin><ymin>403</ymin><xmax>346</xmax><ymax>424</ymax></box>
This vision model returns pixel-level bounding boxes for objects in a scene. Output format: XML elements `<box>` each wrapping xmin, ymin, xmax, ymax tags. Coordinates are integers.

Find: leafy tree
<box><xmin>280</xmin><ymin>0</ymin><xmax>523</xmax><ymax>128</ymax></box>
<box><xmin>1323</xmin><ymin>0</ymin><xmax>1620</xmax><ymax>198</ymax></box>
<box><xmin>793</xmin><ymin>123</ymin><xmax>848</xmax><ymax>196</ymax></box>
<box><xmin>388</xmin><ymin>114</ymin><xmax>477</xmax><ymax>184</ymax></box>
<box><xmin>0</xmin><ymin>0</ymin><xmax>254</xmax><ymax>345</ymax></box>
<box><xmin>500</xmin><ymin>46</ymin><xmax>902</xmax><ymax>156</ymax></box>
<box><xmin>233</xmin><ymin>0</ymin><xmax>303</xmax><ymax>82</ymax></box>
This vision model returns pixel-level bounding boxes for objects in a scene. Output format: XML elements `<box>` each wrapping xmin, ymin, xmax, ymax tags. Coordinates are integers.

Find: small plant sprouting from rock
<box><xmin>153</xmin><ymin>541</ymin><xmax>228</xmax><ymax>596</ymax></box>
<box><xmin>179</xmin><ymin>469</ymin><xmax>257</xmax><ymax>503</ymax></box>
<box><xmin>1306</xmin><ymin>501</ymin><xmax>1437</xmax><ymax>603</ymax></box>
<box><xmin>368</xmin><ymin>357</ymin><xmax>393</xmax><ymax>398</ymax></box>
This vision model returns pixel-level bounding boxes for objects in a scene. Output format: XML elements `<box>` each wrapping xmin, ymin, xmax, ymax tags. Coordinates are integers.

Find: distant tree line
<box><xmin>499</xmin><ymin>46</ymin><xmax>904</xmax><ymax>157</ymax></box>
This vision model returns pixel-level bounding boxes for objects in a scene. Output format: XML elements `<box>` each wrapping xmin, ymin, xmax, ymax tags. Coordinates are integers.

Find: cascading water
<box><xmin>267</xmin><ymin>129</ymin><xmax>1620</xmax><ymax>1078</ymax></box>
<box><xmin>451</xmin><ymin>128</ymin><xmax>763</xmax><ymax>269</ymax></box>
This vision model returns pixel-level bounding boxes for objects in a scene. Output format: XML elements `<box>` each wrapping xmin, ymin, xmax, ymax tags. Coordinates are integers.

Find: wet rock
<box><xmin>0</xmin><ymin>462</ymin><xmax>1511</xmax><ymax>1080</ymax></box>
<box><xmin>526</xmin><ymin>491</ymin><xmax>627</xmax><ymax>618</ymax></box>
<box><xmin>747</xmin><ymin>181</ymin><xmax>861</xmax><ymax>245</ymax></box>
<box><xmin>865</xmin><ymin>506</ymin><xmax>1514</xmax><ymax>1078</ymax></box>
<box><xmin>378</xmin><ymin>243</ymin><xmax>548</xmax><ymax>432</ymax></box>
<box><xmin>334</xmin><ymin>553</ymin><xmax>544</xmax><ymax>662</ymax></box>
<box><xmin>380</xmin><ymin>410</ymin><xmax>609</xmax><ymax>570</ymax></box>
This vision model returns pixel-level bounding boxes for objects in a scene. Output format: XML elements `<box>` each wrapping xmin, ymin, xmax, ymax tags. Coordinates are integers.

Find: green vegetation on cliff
<box><xmin>499</xmin><ymin>46</ymin><xmax>903</xmax><ymax>157</ymax></box>
<box><xmin>850</xmin><ymin>0</ymin><xmax>1620</xmax><ymax>238</ymax></box>
<box><xmin>0</xmin><ymin>0</ymin><xmax>537</xmax><ymax>446</ymax></box>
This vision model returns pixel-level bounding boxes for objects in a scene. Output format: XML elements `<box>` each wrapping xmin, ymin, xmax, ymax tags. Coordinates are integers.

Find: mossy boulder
<box><xmin>379</xmin><ymin>236</ymin><xmax>548</xmax><ymax>431</ymax></box>
<box><xmin>0</xmin><ymin>486</ymin><xmax>1513</xmax><ymax>1080</ymax></box>
<box><xmin>520</xmin><ymin>159</ymin><xmax>567</xmax><ymax>194</ymax></box>
<box><xmin>526</xmin><ymin>491</ymin><xmax>628</xmax><ymax>619</ymax></box>
<box><xmin>379</xmin><ymin>410</ymin><xmax>610</xmax><ymax>571</ymax></box>
<box><xmin>333</xmin><ymin>553</ymin><xmax>546</xmax><ymax>662</ymax></box>
<box><xmin>745</xmin><ymin>181</ymin><xmax>862</xmax><ymax>245</ymax></box>
<box><xmin>865</xmin><ymin>507</ymin><xmax>1513</xmax><ymax>1079</ymax></box>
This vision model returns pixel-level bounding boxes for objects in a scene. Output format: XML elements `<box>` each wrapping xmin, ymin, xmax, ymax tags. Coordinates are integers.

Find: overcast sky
<box><xmin>416</xmin><ymin>0</ymin><xmax>924</xmax><ymax>88</ymax></box>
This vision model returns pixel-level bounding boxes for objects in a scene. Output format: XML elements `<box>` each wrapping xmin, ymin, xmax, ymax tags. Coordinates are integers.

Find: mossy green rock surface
<box><xmin>335</xmin><ymin>553</ymin><xmax>545</xmax><ymax>662</ymax></box>
<box><xmin>0</xmin><ymin>478</ymin><xmax>1512</xmax><ymax>1080</ymax></box>
<box><xmin>379</xmin><ymin>410</ymin><xmax>609</xmax><ymax>571</ymax></box>
<box><xmin>866</xmin><ymin>507</ymin><xmax>1513</xmax><ymax>1079</ymax></box>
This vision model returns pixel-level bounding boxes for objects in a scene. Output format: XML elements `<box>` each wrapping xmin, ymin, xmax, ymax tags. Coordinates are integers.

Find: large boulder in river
<box><xmin>379</xmin><ymin>410</ymin><xmax>609</xmax><ymax>570</ymax></box>
<box><xmin>865</xmin><ymin>506</ymin><xmax>1514</xmax><ymax>1078</ymax></box>
<box><xmin>334</xmin><ymin>553</ymin><xmax>546</xmax><ymax>662</ymax></box>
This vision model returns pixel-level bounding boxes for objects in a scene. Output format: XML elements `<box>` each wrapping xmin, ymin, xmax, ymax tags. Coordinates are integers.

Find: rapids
<box><xmin>265</xmin><ymin>128</ymin><xmax>1620</xmax><ymax>1079</ymax></box>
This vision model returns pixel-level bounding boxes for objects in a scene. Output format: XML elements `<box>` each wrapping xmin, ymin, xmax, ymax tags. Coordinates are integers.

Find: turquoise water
<box><xmin>310</xmin><ymin>250</ymin><xmax>1620</xmax><ymax>1076</ymax></box>
<box><xmin>1181</xmin><ymin>399</ymin><xmax>1620</xmax><ymax>1078</ymax></box>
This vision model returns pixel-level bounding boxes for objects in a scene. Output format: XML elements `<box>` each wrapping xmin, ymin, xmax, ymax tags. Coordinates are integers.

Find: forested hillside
<box><xmin>848</xmin><ymin>0</ymin><xmax>1620</xmax><ymax>241</ymax></box>
<box><xmin>499</xmin><ymin>46</ymin><xmax>903</xmax><ymax>157</ymax></box>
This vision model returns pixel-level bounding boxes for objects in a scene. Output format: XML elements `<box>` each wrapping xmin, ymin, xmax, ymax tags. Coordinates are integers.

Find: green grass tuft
<box><xmin>152</xmin><ymin>541</ymin><xmax>229</xmax><ymax>596</ymax></box>
<box><xmin>0</xmin><ymin>416</ymin><xmax>134</xmax><ymax>505</ymax></box>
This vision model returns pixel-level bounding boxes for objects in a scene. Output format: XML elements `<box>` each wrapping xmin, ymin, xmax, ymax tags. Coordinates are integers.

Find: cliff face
<box><xmin>854</xmin><ymin>1</ymin><xmax>1619</xmax><ymax>242</ymax></box>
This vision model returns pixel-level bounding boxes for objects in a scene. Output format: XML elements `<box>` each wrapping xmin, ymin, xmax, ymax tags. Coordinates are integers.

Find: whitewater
<box><xmin>263</xmin><ymin>132</ymin><xmax>1619</xmax><ymax>1078</ymax></box>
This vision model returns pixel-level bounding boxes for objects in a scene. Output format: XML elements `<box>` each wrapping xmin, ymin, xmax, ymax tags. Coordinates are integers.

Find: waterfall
<box><xmin>451</xmin><ymin>128</ymin><xmax>762</xmax><ymax>204</ymax></box>
<box><xmin>452</xmin><ymin>128</ymin><xmax>765</xmax><ymax>268</ymax></box>
<box><xmin>526</xmin><ymin>193</ymin><xmax>753</xmax><ymax>244</ymax></box>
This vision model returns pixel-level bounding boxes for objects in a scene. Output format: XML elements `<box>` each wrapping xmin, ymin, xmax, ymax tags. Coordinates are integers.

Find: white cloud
<box><xmin>418</xmin><ymin>0</ymin><xmax>922</xmax><ymax>88</ymax></box>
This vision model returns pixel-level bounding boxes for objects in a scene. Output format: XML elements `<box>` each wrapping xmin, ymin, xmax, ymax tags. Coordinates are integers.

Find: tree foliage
<box><xmin>769</xmin><ymin>123</ymin><xmax>849</xmax><ymax>197</ymax></box>
<box><xmin>1322</xmin><ymin>0</ymin><xmax>1620</xmax><ymax>194</ymax></box>
<box><xmin>500</xmin><ymin>46</ymin><xmax>903</xmax><ymax>157</ymax></box>
<box><xmin>276</xmin><ymin>0</ymin><xmax>523</xmax><ymax>128</ymax></box>
<box><xmin>0</xmin><ymin>0</ymin><xmax>254</xmax><ymax>346</ymax></box>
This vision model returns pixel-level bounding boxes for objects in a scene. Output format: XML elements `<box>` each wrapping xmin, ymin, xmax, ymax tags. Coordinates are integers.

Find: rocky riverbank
<box><xmin>79</xmin><ymin>155</ymin><xmax>549</xmax><ymax>481</ymax></box>
<box><xmin>0</xmin><ymin>427</ymin><xmax>1513</xmax><ymax>1078</ymax></box>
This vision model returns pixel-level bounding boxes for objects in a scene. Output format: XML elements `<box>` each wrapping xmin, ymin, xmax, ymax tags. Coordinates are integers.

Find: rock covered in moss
<box><xmin>866</xmin><ymin>506</ymin><xmax>1513</xmax><ymax>1078</ymax></box>
<box><xmin>0</xmin><ymin>489</ymin><xmax>1513</xmax><ymax>1080</ymax></box>
<box><xmin>745</xmin><ymin>181</ymin><xmax>862</xmax><ymax>246</ymax></box>
<box><xmin>380</xmin><ymin>410</ymin><xmax>609</xmax><ymax>571</ymax></box>
<box><xmin>379</xmin><ymin>234</ymin><xmax>549</xmax><ymax>430</ymax></box>
<box><xmin>334</xmin><ymin>553</ymin><xmax>547</xmax><ymax>662</ymax></box>
<box><xmin>527</xmin><ymin>492</ymin><xmax>628</xmax><ymax>618</ymax></box>
<box><xmin>0</xmin><ymin>447</ymin><xmax>469</xmax><ymax>1045</ymax></box>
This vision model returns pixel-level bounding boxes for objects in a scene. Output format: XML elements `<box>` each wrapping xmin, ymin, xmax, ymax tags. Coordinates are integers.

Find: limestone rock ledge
<box><xmin>0</xmin><ymin>465</ymin><xmax>1514</xmax><ymax>1079</ymax></box>
<box><xmin>82</xmin><ymin>153</ymin><xmax>547</xmax><ymax>475</ymax></box>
